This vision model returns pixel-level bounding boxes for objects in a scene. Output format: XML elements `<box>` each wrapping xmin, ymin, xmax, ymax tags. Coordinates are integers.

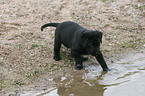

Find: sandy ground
<box><xmin>0</xmin><ymin>0</ymin><xmax>145</xmax><ymax>95</ymax></box>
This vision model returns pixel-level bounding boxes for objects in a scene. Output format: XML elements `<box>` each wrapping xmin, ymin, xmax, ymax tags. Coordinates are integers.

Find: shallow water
<box><xmin>21</xmin><ymin>50</ymin><xmax>145</xmax><ymax>96</ymax></box>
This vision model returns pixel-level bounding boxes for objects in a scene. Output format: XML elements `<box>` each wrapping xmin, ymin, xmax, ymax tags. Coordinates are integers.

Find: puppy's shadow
<box><xmin>83</xmin><ymin>56</ymin><xmax>98</xmax><ymax>67</ymax></box>
<box><xmin>59</xmin><ymin>46</ymin><xmax>98</xmax><ymax>69</ymax></box>
<box><xmin>60</xmin><ymin>47</ymin><xmax>74</xmax><ymax>61</ymax></box>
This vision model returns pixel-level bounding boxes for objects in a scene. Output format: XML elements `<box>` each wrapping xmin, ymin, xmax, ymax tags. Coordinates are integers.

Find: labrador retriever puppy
<box><xmin>41</xmin><ymin>21</ymin><xmax>110</xmax><ymax>71</ymax></box>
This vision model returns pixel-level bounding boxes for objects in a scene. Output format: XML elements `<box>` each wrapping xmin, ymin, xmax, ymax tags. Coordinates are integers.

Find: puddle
<box><xmin>20</xmin><ymin>50</ymin><xmax>145</xmax><ymax>96</ymax></box>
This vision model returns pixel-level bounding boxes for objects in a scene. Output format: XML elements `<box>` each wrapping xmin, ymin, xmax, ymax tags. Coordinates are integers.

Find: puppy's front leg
<box><xmin>71</xmin><ymin>51</ymin><xmax>83</xmax><ymax>70</ymax></box>
<box><xmin>74</xmin><ymin>57</ymin><xmax>83</xmax><ymax>70</ymax></box>
<box><xmin>95</xmin><ymin>52</ymin><xmax>110</xmax><ymax>71</ymax></box>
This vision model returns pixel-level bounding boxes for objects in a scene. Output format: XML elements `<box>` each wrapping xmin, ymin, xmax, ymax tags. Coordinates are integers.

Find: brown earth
<box><xmin>0</xmin><ymin>0</ymin><xmax>145</xmax><ymax>95</ymax></box>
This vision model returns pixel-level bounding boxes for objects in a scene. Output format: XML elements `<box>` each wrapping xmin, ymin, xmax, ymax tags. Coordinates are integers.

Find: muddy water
<box><xmin>21</xmin><ymin>50</ymin><xmax>145</xmax><ymax>96</ymax></box>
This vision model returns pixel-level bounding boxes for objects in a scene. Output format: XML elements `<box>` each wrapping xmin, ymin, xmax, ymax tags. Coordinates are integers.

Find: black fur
<box><xmin>41</xmin><ymin>21</ymin><xmax>110</xmax><ymax>71</ymax></box>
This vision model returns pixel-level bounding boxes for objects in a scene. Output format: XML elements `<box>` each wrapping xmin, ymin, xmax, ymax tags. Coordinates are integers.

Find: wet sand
<box><xmin>21</xmin><ymin>49</ymin><xmax>145</xmax><ymax>96</ymax></box>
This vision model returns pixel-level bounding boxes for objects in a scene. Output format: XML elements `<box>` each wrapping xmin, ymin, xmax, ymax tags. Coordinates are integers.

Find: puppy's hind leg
<box><xmin>53</xmin><ymin>37</ymin><xmax>61</xmax><ymax>61</ymax></box>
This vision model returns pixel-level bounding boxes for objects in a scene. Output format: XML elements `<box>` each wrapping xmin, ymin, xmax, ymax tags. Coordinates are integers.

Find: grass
<box><xmin>32</xmin><ymin>44</ymin><xmax>39</xmax><ymax>47</ymax></box>
<box><xmin>134</xmin><ymin>5</ymin><xmax>143</xmax><ymax>9</ymax></box>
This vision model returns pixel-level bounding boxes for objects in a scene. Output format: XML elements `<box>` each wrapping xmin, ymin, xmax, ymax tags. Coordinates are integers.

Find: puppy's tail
<box><xmin>41</xmin><ymin>23</ymin><xmax>60</xmax><ymax>31</ymax></box>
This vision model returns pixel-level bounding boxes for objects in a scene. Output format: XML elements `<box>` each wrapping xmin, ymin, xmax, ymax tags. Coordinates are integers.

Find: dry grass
<box><xmin>0</xmin><ymin>0</ymin><xmax>145</xmax><ymax>95</ymax></box>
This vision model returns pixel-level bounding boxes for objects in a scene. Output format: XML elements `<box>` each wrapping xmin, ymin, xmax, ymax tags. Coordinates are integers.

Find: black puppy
<box><xmin>41</xmin><ymin>21</ymin><xmax>110</xmax><ymax>71</ymax></box>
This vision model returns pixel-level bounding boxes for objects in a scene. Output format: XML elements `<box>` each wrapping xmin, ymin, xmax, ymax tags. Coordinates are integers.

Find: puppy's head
<box><xmin>81</xmin><ymin>30</ymin><xmax>103</xmax><ymax>56</ymax></box>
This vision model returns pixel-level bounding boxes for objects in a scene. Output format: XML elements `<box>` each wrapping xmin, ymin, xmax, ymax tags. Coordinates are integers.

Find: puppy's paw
<box><xmin>103</xmin><ymin>68</ymin><xmax>111</xmax><ymax>71</ymax></box>
<box><xmin>53</xmin><ymin>56</ymin><xmax>61</xmax><ymax>61</ymax></box>
<box><xmin>75</xmin><ymin>64</ymin><xmax>83</xmax><ymax>70</ymax></box>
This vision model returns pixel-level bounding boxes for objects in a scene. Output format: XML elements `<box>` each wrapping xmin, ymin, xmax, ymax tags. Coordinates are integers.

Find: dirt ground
<box><xmin>0</xmin><ymin>0</ymin><xmax>145</xmax><ymax>95</ymax></box>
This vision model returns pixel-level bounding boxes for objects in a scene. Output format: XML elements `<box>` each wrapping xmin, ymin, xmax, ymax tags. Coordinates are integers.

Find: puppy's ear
<box><xmin>80</xmin><ymin>31</ymin><xmax>91</xmax><ymax>38</ymax></box>
<box><xmin>93</xmin><ymin>31</ymin><xmax>103</xmax><ymax>43</ymax></box>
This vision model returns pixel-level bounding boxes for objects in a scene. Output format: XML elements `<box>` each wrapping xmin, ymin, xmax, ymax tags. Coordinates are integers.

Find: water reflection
<box><xmin>53</xmin><ymin>71</ymin><xmax>108</xmax><ymax>96</ymax></box>
<box><xmin>32</xmin><ymin>70</ymin><xmax>108</xmax><ymax>96</ymax></box>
